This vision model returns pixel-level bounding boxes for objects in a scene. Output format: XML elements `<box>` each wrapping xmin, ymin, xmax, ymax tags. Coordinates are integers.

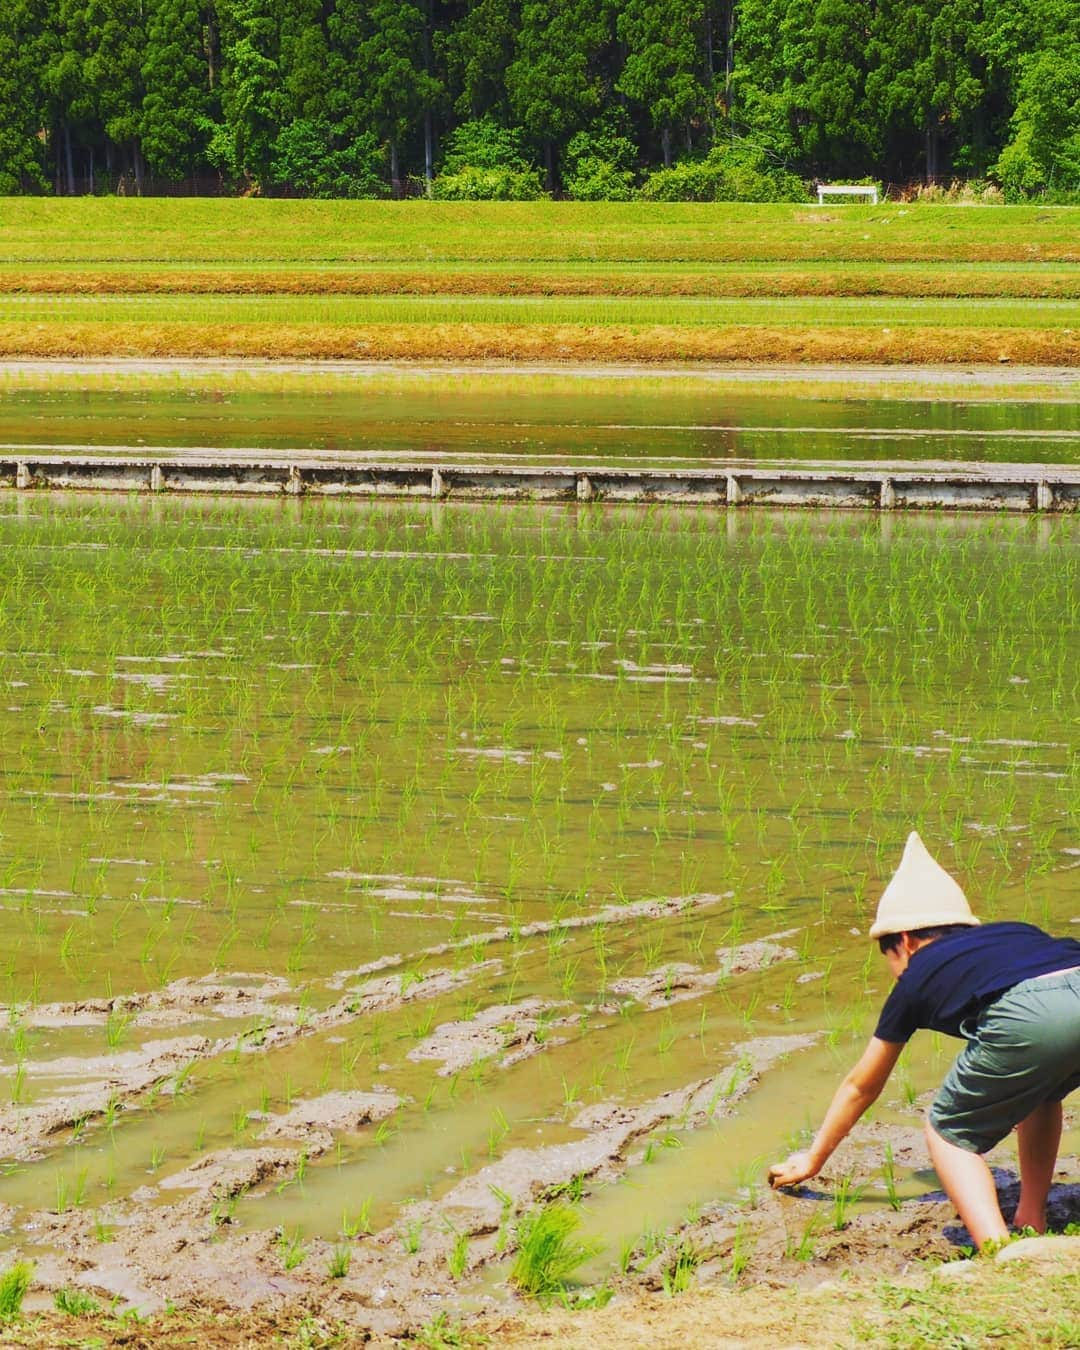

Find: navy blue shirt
<box><xmin>875</xmin><ymin>922</ymin><xmax>1080</xmax><ymax>1043</ymax></box>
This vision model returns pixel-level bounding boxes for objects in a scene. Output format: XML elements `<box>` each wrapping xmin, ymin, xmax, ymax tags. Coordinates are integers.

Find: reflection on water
<box><xmin>1</xmin><ymin>377</ymin><xmax>1077</xmax><ymax>464</ymax></box>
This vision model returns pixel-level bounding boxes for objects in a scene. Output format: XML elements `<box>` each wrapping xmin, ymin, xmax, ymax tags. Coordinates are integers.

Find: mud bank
<box><xmin>0</xmin><ymin>892</ymin><xmax>732</xmax><ymax>1170</ymax></box>
<box><xmin>609</xmin><ymin>938</ymin><xmax>797</xmax><ymax>1010</ymax></box>
<box><xmin>1</xmin><ymin>356</ymin><xmax>1077</xmax><ymax>394</ymax></box>
<box><xmin>5</xmin><ymin>1037</ymin><xmax>822</xmax><ymax>1332</ymax></box>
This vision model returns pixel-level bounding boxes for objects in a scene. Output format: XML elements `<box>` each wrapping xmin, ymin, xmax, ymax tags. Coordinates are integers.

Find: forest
<box><xmin>0</xmin><ymin>0</ymin><xmax>1077</xmax><ymax>201</ymax></box>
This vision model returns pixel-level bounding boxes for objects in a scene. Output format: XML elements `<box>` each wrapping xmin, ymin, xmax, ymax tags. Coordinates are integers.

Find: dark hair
<box><xmin>877</xmin><ymin>923</ymin><xmax>971</xmax><ymax>955</ymax></box>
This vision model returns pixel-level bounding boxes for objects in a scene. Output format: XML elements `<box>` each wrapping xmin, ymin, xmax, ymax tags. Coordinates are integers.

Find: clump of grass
<box><xmin>0</xmin><ymin>1261</ymin><xmax>32</xmax><ymax>1320</ymax></box>
<box><xmin>54</xmin><ymin>1286</ymin><xmax>100</xmax><ymax>1315</ymax></box>
<box><xmin>510</xmin><ymin>1202</ymin><xmax>600</xmax><ymax>1301</ymax></box>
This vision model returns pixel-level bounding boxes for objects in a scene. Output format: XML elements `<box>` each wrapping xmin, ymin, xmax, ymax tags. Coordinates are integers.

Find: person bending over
<box><xmin>768</xmin><ymin>832</ymin><xmax>1080</xmax><ymax>1248</ymax></box>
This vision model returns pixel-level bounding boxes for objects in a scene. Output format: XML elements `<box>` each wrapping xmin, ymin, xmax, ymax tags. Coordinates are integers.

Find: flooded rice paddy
<box><xmin>0</xmin><ymin>485</ymin><xmax>1077</xmax><ymax>1321</ymax></box>
<box><xmin>1</xmin><ymin>367</ymin><xmax>1078</xmax><ymax>466</ymax></box>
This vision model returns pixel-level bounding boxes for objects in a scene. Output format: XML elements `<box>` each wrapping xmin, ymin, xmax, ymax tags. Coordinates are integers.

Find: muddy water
<box><xmin>1</xmin><ymin>374</ymin><xmax>1078</xmax><ymax>463</ymax></box>
<box><xmin>0</xmin><ymin>494</ymin><xmax>1076</xmax><ymax>1309</ymax></box>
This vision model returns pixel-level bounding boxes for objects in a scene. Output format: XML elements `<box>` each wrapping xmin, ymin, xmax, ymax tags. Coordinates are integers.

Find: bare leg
<box><xmin>1012</xmin><ymin>1099</ymin><xmax>1062</xmax><ymax>1233</ymax></box>
<box><xmin>925</xmin><ymin>1118</ymin><xmax>1009</xmax><ymax>1249</ymax></box>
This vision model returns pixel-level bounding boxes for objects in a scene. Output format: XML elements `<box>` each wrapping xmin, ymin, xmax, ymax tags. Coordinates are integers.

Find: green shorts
<box><xmin>928</xmin><ymin>968</ymin><xmax>1080</xmax><ymax>1155</ymax></box>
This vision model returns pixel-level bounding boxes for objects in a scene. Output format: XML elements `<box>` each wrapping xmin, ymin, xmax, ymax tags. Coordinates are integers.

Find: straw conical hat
<box><xmin>868</xmin><ymin>832</ymin><xmax>980</xmax><ymax>940</ymax></box>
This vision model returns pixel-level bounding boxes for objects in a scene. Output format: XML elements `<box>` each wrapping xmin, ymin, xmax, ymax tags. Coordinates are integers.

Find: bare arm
<box><xmin>768</xmin><ymin>1036</ymin><xmax>903</xmax><ymax>1188</ymax></box>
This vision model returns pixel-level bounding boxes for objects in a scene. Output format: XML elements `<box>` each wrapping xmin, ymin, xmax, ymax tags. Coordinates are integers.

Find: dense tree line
<box><xmin>0</xmin><ymin>0</ymin><xmax>1076</xmax><ymax>198</ymax></box>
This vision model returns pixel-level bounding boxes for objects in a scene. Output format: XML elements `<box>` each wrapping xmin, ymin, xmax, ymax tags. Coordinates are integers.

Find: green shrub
<box><xmin>270</xmin><ymin>119</ymin><xmax>387</xmax><ymax>199</ymax></box>
<box><xmin>0</xmin><ymin>1261</ymin><xmax>32</xmax><ymax>1321</ymax></box>
<box><xmin>638</xmin><ymin>158</ymin><xmax>718</xmax><ymax>202</ymax></box>
<box><xmin>564</xmin><ymin>124</ymin><xmax>638</xmax><ymax>201</ymax></box>
<box><xmin>510</xmin><ymin>1202</ymin><xmax>600</xmax><ymax>1300</ymax></box>
<box><xmin>564</xmin><ymin>159</ymin><xmax>636</xmax><ymax>200</ymax></box>
<box><xmin>641</xmin><ymin>141</ymin><xmax>806</xmax><ymax>203</ymax></box>
<box><xmin>991</xmin><ymin>47</ymin><xmax>1080</xmax><ymax>202</ymax></box>
<box><xmin>432</xmin><ymin>117</ymin><xmax>546</xmax><ymax>200</ymax></box>
<box><xmin>430</xmin><ymin>167</ymin><xmax>546</xmax><ymax>200</ymax></box>
<box><xmin>440</xmin><ymin>118</ymin><xmax>530</xmax><ymax>173</ymax></box>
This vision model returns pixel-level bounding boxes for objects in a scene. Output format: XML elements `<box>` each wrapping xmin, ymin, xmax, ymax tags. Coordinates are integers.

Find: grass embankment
<box><xmin>4</xmin><ymin>199</ymin><xmax>1080</xmax><ymax>264</ymax></box>
<box><xmin>1</xmin><ymin>199</ymin><xmax>1078</xmax><ymax>363</ymax></box>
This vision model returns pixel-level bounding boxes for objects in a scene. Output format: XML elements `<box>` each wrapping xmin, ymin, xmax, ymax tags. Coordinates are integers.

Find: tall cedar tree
<box><xmin>616</xmin><ymin>0</ymin><xmax>708</xmax><ymax>166</ymax></box>
<box><xmin>438</xmin><ymin>0</ymin><xmax>518</xmax><ymax>119</ymax></box>
<box><xmin>0</xmin><ymin>0</ymin><xmax>53</xmax><ymax>192</ymax></box>
<box><xmin>216</xmin><ymin>0</ymin><xmax>285</xmax><ymax>182</ymax></box>
<box><xmin>784</xmin><ymin>0</ymin><xmax>878</xmax><ymax>175</ymax></box>
<box><xmin>141</xmin><ymin>0</ymin><xmax>216</xmax><ymax>179</ymax></box>
<box><xmin>506</xmin><ymin>0</ymin><xmax>615</xmax><ymax>187</ymax></box>
<box><xmin>866</xmin><ymin>0</ymin><xmax>985</xmax><ymax>179</ymax></box>
<box><xmin>358</xmin><ymin>0</ymin><xmax>442</xmax><ymax>193</ymax></box>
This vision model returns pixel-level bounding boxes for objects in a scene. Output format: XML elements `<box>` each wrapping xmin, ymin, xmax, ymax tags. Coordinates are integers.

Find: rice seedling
<box><xmin>785</xmin><ymin>1213</ymin><xmax>826</xmax><ymax>1262</ymax></box>
<box><xmin>0</xmin><ymin>1262</ymin><xmax>32</xmax><ymax>1321</ymax></box>
<box><xmin>210</xmin><ymin>1191</ymin><xmax>243</xmax><ymax>1231</ymax></box>
<box><xmin>550</xmin><ymin>1173</ymin><xmax>587</xmax><ymax>1203</ymax></box>
<box><xmin>104</xmin><ymin>1009</ymin><xmax>134</xmax><ymax>1050</ymax></box>
<box><xmin>400</xmin><ymin>1219</ymin><xmax>424</xmax><ymax>1255</ymax></box>
<box><xmin>881</xmin><ymin>1143</ymin><xmax>903</xmax><ymax>1212</ymax></box>
<box><xmin>729</xmin><ymin>1221</ymin><xmax>754</xmax><ymax>1280</ymax></box>
<box><xmin>831</xmin><ymin>1171</ymin><xmax>865</xmax><ymax>1230</ymax></box>
<box><xmin>8</xmin><ymin>1065</ymin><xmax>26</xmax><ymax>1106</ymax></box>
<box><xmin>277</xmin><ymin>1228</ymin><xmax>306</xmax><ymax>1271</ymax></box>
<box><xmin>412</xmin><ymin>1312</ymin><xmax>473</xmax><ymax>1350</ymax></box>
<box><xmin>446</xmin><ymin>1231</ymin><xmax>470</xmax><ymax>1280</ymax></box>
<box><xmin>661</xmin><ymin>1239</ymin><xmax>702</xmax><ymax>1297</ymax></box>
<box><xmin>54</xmin><ymin>1170</ymin><xmax>87</xmax><ymax>1215</ymax></box>
<box><xmin>510</xmin><ymin>1202</ymin><xmax>601</xmax><ymax>1301</ymax></box>
<box><xmin>326</xmin><ymin>1245</ymin><xmax>352</xmax><ymax>1279</ymax></box>
<box><xmin>342</xmin><ymin>1200</ymin><xmax>373</xmax><ymax>1238</ymax></box>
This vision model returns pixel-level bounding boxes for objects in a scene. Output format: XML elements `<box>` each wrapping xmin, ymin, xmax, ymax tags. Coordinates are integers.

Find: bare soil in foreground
<box><xmin>3</xmin><ymin>1204</ymin><xmax>1080</xmax><ymax>1348</ymax></box>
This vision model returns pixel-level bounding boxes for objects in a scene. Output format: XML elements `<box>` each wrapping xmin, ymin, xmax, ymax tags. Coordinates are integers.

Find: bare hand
<box><xmin>767</xmin><ymin>1150</ymin><xmax>818</xmax><ymax>1189</ymax></box>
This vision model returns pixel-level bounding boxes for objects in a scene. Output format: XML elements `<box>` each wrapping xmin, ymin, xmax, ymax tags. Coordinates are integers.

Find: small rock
<box><xmin>996</xmin><ymin>1236</ymin><xmax>1080</xmax><ymax>1267</ymax></box>
<box><xmin>931</xmin><ymin>1260</ymin><xmax>977</xmax><ymax>1282</ymax></box>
